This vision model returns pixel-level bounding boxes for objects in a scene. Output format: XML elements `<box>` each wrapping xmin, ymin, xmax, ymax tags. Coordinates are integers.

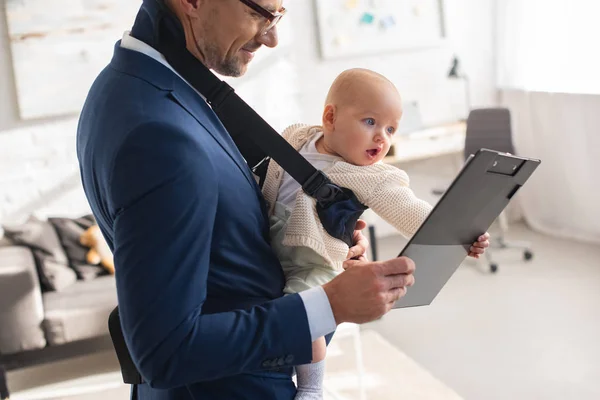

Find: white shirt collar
<box><xmin>120</xmin><ymin>31</ymin><xmax>206</xmax><ymax>100</ymax></box>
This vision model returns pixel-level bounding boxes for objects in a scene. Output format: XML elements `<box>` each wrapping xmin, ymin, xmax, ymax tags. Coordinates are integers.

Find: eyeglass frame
<box><xmin>238</xmin><ymin>0</ymin><xmax>287</xmax><ymax>34</ymax></box>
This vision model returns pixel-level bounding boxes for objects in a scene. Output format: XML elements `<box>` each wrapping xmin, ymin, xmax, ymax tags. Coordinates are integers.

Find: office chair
<box><xmin>433</xmin><ymin>108</ymin><xmax>533</xmax><ymax>273</ymax></box>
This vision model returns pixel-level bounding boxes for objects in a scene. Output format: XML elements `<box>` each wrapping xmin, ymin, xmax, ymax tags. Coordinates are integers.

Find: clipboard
<box><xmin>393</xmin><ymin>149</ymin><xmax>541</xmax><ymax>309</ymax></box>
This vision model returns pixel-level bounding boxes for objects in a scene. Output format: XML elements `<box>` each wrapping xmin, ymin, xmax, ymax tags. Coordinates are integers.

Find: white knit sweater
<box><xmin>262</xmin><ymin>124</ymin><xmax>433</xmax><ymax>270</ymax></box>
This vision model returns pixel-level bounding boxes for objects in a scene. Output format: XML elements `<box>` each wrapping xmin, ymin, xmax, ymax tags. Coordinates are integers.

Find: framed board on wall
<box><xmin>315</xmin><ymin>0</ymin><xmax>446</xmax><ymax>60</ymax></box>
<box><xmin>4</xmin><ymin>0</ymin><xmax>140</xmax><ymax>120</ymax></box>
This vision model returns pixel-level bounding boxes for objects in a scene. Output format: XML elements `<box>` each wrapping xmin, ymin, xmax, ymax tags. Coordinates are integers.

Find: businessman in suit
<box><xmin>77</xmin><ymin>0</ymin><xmax>416</xmax><ymax>398</ymax></box>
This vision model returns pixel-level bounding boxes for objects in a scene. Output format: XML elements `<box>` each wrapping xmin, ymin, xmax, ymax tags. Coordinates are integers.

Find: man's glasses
<box><xmin>238</xmin><ymin>0</ymin><xmax>286</xmax><ymax>35</ymax></box>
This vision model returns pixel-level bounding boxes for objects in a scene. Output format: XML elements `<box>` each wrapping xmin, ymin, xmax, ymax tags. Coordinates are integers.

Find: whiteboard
<box><xmin>315</xmin><ymin>0</ymin><xmax>446</xmax><ymax>59</ymax></box>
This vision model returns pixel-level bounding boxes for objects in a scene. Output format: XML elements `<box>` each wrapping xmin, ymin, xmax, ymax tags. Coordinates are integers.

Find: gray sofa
<box><xmin>0</xmin><ymin>223</ymin><xmax>117</xmax><ymax>400</ymax></box>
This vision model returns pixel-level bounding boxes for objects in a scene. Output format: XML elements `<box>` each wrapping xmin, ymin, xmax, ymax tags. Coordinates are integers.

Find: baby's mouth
<box><xmin>366</xmin><ymin>148</ymin><xmax>381</xmax><ymax>158</ymax></box>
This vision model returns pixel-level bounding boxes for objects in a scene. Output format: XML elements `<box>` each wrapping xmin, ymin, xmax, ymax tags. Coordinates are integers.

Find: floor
<box><xmin>6</xmin><ymin>224</ymin><xmax>600</xmax><ymax>400</ymax></box>
<box><xmin>367</xmin><ymin>223</ymin><xmax>600</xmax><ymax>400</ymax></box>
<box><xmin>324</xmin><ymin>328</ymin><xmax>464</xmax><ymax>400</ymax></box>
<box><xmin>7</xmin><ymin>328</ymin><xmax>461</xmax><ymax>400</ymax></box>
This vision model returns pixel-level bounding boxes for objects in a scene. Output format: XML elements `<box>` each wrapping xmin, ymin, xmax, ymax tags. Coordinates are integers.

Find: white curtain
<box><xmin>496</xmin><ymin>0</ymin><xmax>600</xmax><ymax>244</ymax></box>
<box><xmin>501</xmin><ymin>90</ymin><xmax>600</xmax><ymax>244</ymax></box>
<box><xmin>496</xmin><ymin>0</ymin><xmax>600</xmax><ymax>94</ymax></box>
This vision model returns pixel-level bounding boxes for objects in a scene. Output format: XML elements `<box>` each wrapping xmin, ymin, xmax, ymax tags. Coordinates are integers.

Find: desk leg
<box><xmin>368</xmin><ymin>225</ymin><xmax>378</xmax><ymax>261</ymax></box>
<box><xmin>0</xmin><ymin>364</ymin><xmax>9</xmax><ymax>400</ymax></box>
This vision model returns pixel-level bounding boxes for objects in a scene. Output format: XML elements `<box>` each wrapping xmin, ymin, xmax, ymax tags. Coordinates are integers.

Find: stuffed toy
<box><xmin>80</xmin><ymin>225</ymin><xmax>115</xmax><ymax>274</ymax></box>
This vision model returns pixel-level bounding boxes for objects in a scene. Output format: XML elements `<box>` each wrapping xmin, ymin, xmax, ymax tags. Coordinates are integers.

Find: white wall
<box><xmin>293</xmin><ymin>0</ymin><xmax>498</xmax><ymax>125</ymax></box>
<box><xmin>237</xmin><ymin>0</ymin><xmax>498</xmax><ymax>128</ymax></box>
<box><xmin>0</xmin><ymin>0</ymin><xmax>498</xmax><ymax>224</ymax></box>
<box><xmin>0</xmin><ymin>4</ymin><xmax>20</xmax><ymax>133</ymax></box>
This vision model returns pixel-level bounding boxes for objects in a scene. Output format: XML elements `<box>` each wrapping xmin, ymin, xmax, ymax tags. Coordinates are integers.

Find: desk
<box><xmin>383</xmin><ymin>122</ymin><xmax>466</xmax><ymax>164</ymax></box>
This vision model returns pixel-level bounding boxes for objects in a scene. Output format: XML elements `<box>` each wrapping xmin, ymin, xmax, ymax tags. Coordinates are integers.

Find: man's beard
<box><xmin>217</xmin><ymin>58</ymin><xmax>245</xmax><ymax>77</ymax></box>
<box><xmin>204</xmin><ymin>43</ymin><xmax>245</xmax><ymax>77</ymax></box>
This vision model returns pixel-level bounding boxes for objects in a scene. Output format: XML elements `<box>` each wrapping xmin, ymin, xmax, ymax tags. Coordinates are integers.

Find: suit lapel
<box><xmin>111</xmin><ymin>42</ymin><xmax>259</xmax><ymax>193</ymax></box>
<box><xmin>168</xmin><ymin>83</ymin><xmax>258</xmax><ymax>191</ymax></box>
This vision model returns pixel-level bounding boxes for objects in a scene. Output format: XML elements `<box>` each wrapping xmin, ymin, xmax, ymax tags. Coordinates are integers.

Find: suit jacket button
<box><xmin>277</xmin><ymin>357</ymin><xmax>285</xmax><ymax>366</ymax></box>
<box><xmin>262</xmin><ymin>360</ymin><xmax>271</xmax><ymax>368</ymax></box>
<box><xmin>284</xmin><ymin>354</ymin><xmax>294</xmax><ymax>364</ymax></box>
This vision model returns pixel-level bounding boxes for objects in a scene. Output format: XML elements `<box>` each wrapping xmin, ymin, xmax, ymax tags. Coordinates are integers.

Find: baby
<box><xmin>262</xmin><ymin>68</ymin><xmax>489</xmax><ymax>399</ymax></box>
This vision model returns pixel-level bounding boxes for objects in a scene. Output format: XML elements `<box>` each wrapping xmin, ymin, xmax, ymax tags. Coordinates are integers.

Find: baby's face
<box><xmin>325</xmin><ymin>84</ymin><xmax>403</xmax><ymax>166</ymax></box>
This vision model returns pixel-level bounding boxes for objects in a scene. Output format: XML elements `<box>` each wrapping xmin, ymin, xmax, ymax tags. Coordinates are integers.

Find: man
<box><xmin>77</xmin><ymin>0</ymin><xmax>416</xmax><ymax>398</ymax></box>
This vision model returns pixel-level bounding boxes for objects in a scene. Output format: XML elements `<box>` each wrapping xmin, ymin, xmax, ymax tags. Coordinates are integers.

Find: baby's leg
<box><xmin>269</xmin><ymin>206</ymin><xmax>337</xmax><ymax>399</ymax></box>
<box><xmin>283</xmin><ymin>266</ymin><xmax>333</xmax><ymax>400</ymax></box>
<box><xmin>295</xmin><ymin>337</ymin><xmax>327</xmax><ymax>400</ymax></box>
<box><xmin>312</xmin><ymin>336</ymin><xmax>327</xmax><ymax>363</ymax></box>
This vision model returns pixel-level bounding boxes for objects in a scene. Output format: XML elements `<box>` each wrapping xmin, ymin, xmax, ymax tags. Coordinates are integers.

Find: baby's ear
<box><xmin>322</xmin><ymin>104</ymin><xmax>336</xmax><ymax>131</ymax></box>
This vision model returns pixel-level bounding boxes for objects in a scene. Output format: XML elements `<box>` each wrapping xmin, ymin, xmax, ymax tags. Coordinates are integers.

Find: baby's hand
<box><xmin>468</xmin><ymin>232</ymin><xmax>490</xmax><ymax>259</ymax></box>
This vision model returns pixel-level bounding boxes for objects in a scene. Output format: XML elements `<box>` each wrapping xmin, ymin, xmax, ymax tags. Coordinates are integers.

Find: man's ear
<box><xmin>322</xmin><ymin>104</ymin><xmax>336</xmax><ymax>132</ymax></box>
<box><xmin>177</xmin><ymin>0</ymin><xmax>202</xmax><ymax>16</ymax></box>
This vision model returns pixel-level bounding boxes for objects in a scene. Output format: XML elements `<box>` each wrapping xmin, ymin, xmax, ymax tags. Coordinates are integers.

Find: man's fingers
<box><xmin>385</xmin><ymin>287</ymin><xmax>406</xmax><ymax>304</ymax></box>
<box><xmin>347</xmin><ymin>244</ymin><xmax>368</xmax><ymax>260</ymax></box>
<box><xmin>347</xmin><ymin>228</ymin><xmax>369</xmax><ymax>259</ymax></box>
<box><xmin>347</xmin><ymin>245</ymin><xmax>363</xmax><ymax>259</ymax></box>
<box><xmin>342</xmin><ymin>259</ymin><xmax>362</xmax><ymax>270</ymax></box>
<box><xmin>384</xmin><ymin>273</ymin><xmax>415</xmax><ymax>290</ymax></box>
<box><xmin>355</xmin><ymin>219</ymin><xmax>367</xmax><ymax>231</ymax></box>
<box><xmin>380</xmin><ymin>257</ymin><xmax>415</xmax><ymax>276</ymax></box>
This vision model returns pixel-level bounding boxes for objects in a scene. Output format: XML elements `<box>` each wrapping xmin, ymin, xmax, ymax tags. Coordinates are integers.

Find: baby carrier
<box><xmin>109</xmin><ymin>0</ymin><xmax>368</xmax><ymax>386</ymax></box>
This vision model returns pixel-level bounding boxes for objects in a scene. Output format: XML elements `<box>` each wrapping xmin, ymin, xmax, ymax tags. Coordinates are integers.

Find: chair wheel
<box><xmin>490</xmin><ymin>263</ymin><xmax>498</xmax><ymax>273</ymax></box>
<box><xmin>524</xmin><ymin>250</ymin><xmax>533</xmax><ymax>261</ymax></box>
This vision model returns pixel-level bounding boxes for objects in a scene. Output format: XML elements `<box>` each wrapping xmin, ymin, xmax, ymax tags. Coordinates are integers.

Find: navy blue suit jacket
<box><xmin>77</xmin><ymin>41</ymin><xmax>313</xmax><ymax>399</ymax></box>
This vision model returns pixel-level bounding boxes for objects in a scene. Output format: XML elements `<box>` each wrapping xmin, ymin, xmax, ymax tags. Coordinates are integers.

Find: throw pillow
<box><xmin>48</xmin><ymin>215</ymin><xmax>107</xmax><ymax>280</ymax></box>
<box><xmin>2</xmin><ymin>216</ymin><xmax>77</xmax><ymax>292</ymax></box>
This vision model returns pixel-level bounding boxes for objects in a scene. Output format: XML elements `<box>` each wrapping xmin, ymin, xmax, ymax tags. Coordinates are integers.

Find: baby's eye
<box><xmin>364</xmin><ymin>118</ymin><xmax>376</xmax><ymax>126</ymax></box>
<box><xmin>387</xmin><ymin>126</ymin><xmax>396</xmax><ymax>134</ymax></box>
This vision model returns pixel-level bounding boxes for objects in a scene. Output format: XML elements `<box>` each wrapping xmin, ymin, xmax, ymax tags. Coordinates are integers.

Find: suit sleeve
<box><xmin>109</xmin><ymin>122</ymin><xmax>312</xmax><ymax>389</ymax></box>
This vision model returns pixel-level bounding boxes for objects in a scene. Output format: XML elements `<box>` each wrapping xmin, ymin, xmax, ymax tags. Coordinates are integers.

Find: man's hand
<box><xmin>347</xmin><ymin>219</ymin><xmax>369</xmax><ymax>261</ymax></box>
<box><xmin>468</xmin><ymin>232</ymin><xmax>490</xmax><ymax>259</ymax></box>
<box><xmin>323</xmin><ymin>257</ymin><xmax>415</xmax><ymax>325</ymax></box>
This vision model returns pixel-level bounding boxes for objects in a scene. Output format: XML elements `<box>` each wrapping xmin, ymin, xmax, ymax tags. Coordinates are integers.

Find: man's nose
<box><xmin>257</xmin><ymin>26</ymin><xmax>279</xmax><ymax>48</ymax></box>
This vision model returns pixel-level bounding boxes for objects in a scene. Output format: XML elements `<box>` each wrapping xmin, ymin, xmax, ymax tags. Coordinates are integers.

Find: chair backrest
<box><xmin>464</xmin><ymin>108</ymin><xmax>515</xmax><ymax>160</ymax></box>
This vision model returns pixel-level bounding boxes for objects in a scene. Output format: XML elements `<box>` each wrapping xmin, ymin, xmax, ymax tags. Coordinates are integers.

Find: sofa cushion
<box><xmin>42</xmin><ymin>276</ymin><xmax>117</xmax><ymax>345</ymax></box>
<box><xmin>48</xmin><ymin>215</ymin><xmax>107</xmax><ymax>281</ymax></box>
<box><xmin>0</xmin><ymin>236</ymin><xmax>13</xmax><ymax>247</ymax></box>
<box><xmin>2</xmin><ymin>216</ymin><xmax>77</xmax><ymax>292</ymax></box>
<box><xmin>0</xmin><ymin>246</ymin><xmax>47</xmax><ymax>354</ymax></box>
